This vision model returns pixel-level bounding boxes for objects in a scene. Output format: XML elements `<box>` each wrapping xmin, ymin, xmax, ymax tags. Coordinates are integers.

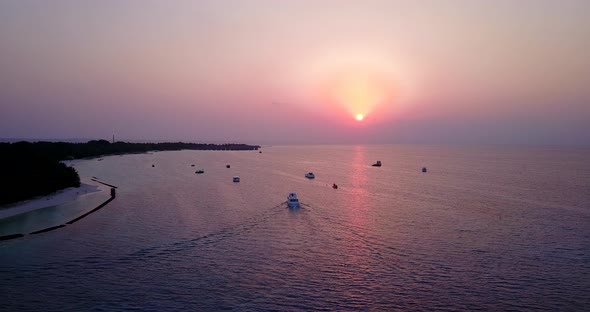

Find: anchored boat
<box><xmin>287</xmin><ymin>193</ymin><xmax>300</xmax><ymax>208</ymax></box>
<box><xmin>305</xmin><ymin>172</ymin><xmax>315</xmax><ymax>179</ymax></box>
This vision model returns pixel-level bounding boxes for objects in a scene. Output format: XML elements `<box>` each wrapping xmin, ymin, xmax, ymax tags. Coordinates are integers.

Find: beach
<box><xmin>0</xmin><ymin>177</ymin><xmax>105</xmax><ymax>220</ymax></box>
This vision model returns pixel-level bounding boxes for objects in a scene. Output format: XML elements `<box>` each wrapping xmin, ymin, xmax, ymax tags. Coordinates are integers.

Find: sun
<box><xmin>356</xmin><ymin>113</ymin><xmax>364</xmax><ymax>121</ymax></box>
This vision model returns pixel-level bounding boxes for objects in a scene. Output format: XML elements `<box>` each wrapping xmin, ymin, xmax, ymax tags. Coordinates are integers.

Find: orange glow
<box><xmin>319</xmin><ymin>69</ymin><xmax>394</xmax><ymax>121</ymax></box>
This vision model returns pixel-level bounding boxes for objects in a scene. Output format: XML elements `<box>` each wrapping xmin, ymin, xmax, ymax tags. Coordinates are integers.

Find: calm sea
<box><xmin>1</xmin><ymin>145</ymin><xmax>589</xmax><ymax>311</ymax></box>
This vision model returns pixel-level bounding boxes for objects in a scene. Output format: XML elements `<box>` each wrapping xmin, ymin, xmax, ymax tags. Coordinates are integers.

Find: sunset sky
<box><xmin>1</xmin><ymin>0</ymin><xmax>589</xmax><ymax>145</ymax></box>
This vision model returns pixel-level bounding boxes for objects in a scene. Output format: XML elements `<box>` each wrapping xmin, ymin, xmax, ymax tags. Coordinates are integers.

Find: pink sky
<box><xmin>1</xmin><ymin>0</ymin><xmax>589</xmax><ymax>145</ymax></box>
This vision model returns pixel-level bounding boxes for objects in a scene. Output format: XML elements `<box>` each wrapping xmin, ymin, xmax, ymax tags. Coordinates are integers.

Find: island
<box><xmin>0</xmin><ymin>140</ymin><xmax>260</xmax><ymax>205</ymax></box>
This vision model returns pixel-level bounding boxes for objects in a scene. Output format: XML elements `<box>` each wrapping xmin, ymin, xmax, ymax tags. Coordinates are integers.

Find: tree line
<box><xmin>0</xmin><ymin>140</ymin><xmax>260</xmax><ymax>205</ymax></box>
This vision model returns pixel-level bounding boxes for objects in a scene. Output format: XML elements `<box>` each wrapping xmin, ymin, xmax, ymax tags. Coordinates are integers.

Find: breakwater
<box><xmin>0</xmin><ymin>181</ymin><xmax>117</xmax><ymax>241</ymax></box>
<box><xmin>91</xmin><ymin>178</ymin><xmax>118</xmax><ymax>189</ymax></box>
<box><xmin>66</xmin><ymin>197</ymin><xmax>114</xmax><ymax>225</ymax></box>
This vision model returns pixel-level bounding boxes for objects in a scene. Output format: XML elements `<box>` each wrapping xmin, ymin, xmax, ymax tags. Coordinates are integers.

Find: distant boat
<box><xmin>259</xmin><ymin>151</ymin><xmax>262</xmax><ymax>153</ymax></box>
<box><xmin>287</xmin><ymin>193</ymin><xmax>300</xmax><ymax>208</ymax></box>
<box><xmin>422</xmin><ymin>167</ymin><xmax>427</xmax><ymax>173</ymax></box>
<box><xmin>372</xmin><ymin>161</ymin><xmax>382</xmax><ymax>167</ymax></box>
<box><xmin>97</xmin><ymin>158</ymin><xmax>103</xmax><ymax>161</ymax></box>
<box><xmin>332</xmin><ymin>183</ymin><xmax>338</xmax><ymax>189</ymax></box>
<box><xmin>195</xmin><ymin>169</ymin><xmax>205</xmax><ymax>174</ymax></box>
<box><xmin>191</xmin><ymin>164</ymin><xmax>195</xmax><ymax>167</ymax></box>
<box><xmin>152</xmin><ymin>164</ymin><xmax>155</xmax><ymax>167</ymax></box>
<box><xmin>305</xmin><ymin>172</ymin><xmax>315</xmax><ymax>179</ymax></box>
<box><xmin>226</xmin><ymin>165</ymin><xmax>231</xmax><ymax>168</ymax></box>
<box><xmin>233</xmin><ymin>176</ymin><xmax>240</xmax><ymax>182</ymax></box>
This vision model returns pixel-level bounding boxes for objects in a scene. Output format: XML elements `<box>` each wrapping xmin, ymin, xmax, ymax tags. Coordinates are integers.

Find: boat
<box><xmin>332</xmin><ymin>183</ymin><xmax>338</xmax><ymax>189</ymax></box>
<box><xmin>191</xmin><ymin>164</ymin><xmax>195</xmax><ymax>167</ymax></box>
<box><xmin>372</xmin><ymin>161</ymin><xmax>382</xmax><ymax>167</ymax></box>
<box><xmin>305</xmin><ymin>172</ymin><xmax>315</xmax><ymax>179</ymax></box>
<box><xmin>233</xmin><ymin>176</ymin><xmax>240</xmax><ymax>182</ymax></box>
<box><xmin>226</xmin><ymin>164</ymin><xmax>231</xmax><ymax>168</ymax></box>
<box><xmin>195</xmin><ymin>169</ymin><xmax>205</xmax><ymax>174</ymax></box>
<box><xmin>422</xmin><ymin>167</ymin><xmax>427</xmax><ymax>173</ymax></box>
<box><xmin>287</xmin><ymin>193</ymin><xmax>300</xmax><ymax>208</ymax></box>
<box><xmin>152</xmin><ymin>164</ymin><xmax>155</xmax><ymax>167</ymax></box>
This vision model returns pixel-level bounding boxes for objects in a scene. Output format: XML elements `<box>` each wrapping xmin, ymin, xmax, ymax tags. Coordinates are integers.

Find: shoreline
<box><xmin>0</xmin><ymin>177</ymin><xmax>106</xmax><ymax>221</ymax></box>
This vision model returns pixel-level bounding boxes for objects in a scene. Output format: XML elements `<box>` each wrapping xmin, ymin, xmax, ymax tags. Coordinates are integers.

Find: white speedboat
<box><xmin>233</xmin><ymin>176</ymin><xmax>240</xmax><ymax>182</ymax></box>
<box><xmin>287</xmin><ymin>193</ymin><xmax>300</xmax><ymax>208</ymax></box>
<box><xmin>305</xmin><ymin>172</ymin><xmax>315</xmax><ymax>179</ymax></box>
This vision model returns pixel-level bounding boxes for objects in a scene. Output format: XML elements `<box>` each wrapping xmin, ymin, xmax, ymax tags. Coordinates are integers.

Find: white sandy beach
<box><xmin>0</xmin><ymin>178</ymin><xmax>107</xmax><ymax>220</ymax></box>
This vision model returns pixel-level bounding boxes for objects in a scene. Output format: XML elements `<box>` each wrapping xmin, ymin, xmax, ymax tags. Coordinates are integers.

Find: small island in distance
<box><xmin>0</xmin><ymin>140</ymin><xmax>260</xmax><ymax>205</ymax></box>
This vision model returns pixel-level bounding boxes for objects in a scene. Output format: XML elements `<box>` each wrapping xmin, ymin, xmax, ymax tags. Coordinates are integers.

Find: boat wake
<box><xmin>116</xmin><ymin>200</ymin><xmax>294</xmax><ymax>263</ymax></box>
<box><xmin>16</xmin><ymin>200</ymin><xmax>314</xmax><ymax>271</ymax></box>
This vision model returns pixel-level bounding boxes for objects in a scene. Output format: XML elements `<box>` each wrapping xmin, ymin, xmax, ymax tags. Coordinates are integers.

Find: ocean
<box><xmin>1</xmin><ymin>145</ymin><xmax>589</xmax><ymax>311</ymax></box>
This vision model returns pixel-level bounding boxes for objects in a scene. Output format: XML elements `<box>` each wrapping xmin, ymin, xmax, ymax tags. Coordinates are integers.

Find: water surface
<box><xmin>1</xmin><ymin>145</ymin><xmax>589</xmax><ymax>311</ymax></box>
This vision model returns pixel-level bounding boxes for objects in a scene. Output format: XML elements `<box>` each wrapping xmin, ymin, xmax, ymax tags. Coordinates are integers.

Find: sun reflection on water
<box><xmin>343</xmin><ymin>145</ymin><xmax>376</xmax><ymax>279</ymax></box>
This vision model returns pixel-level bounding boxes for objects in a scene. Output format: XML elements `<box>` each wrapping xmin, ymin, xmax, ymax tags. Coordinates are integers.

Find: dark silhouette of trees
<box><xmin>0</xmin><ymin>140</ymin><xmax>260</xmax><ymax>205</ymax></box>
<box><xmin>0</xmin><ymin>142</ymin><xmax>80</xmax><ymax>205</ymax></box>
